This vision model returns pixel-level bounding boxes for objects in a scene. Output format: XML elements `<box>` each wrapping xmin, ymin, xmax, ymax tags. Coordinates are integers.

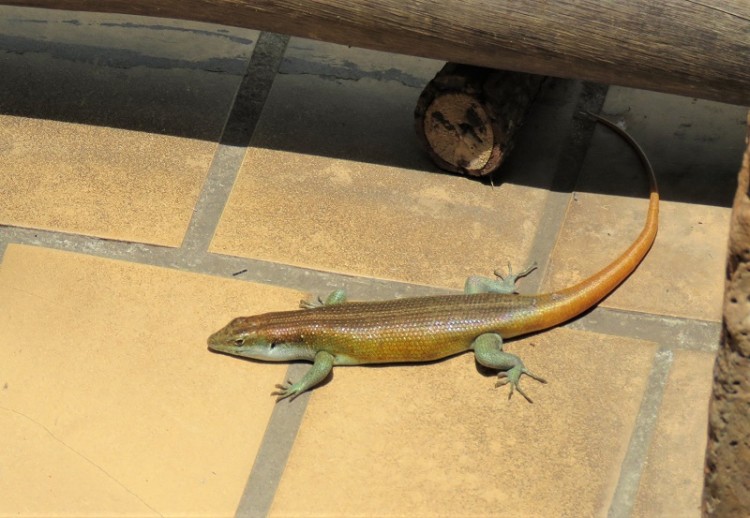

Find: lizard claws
<box><xmin>493</xmin><ymin>261</ymin><xmax>538</xmax><ymax>281</ymax></box>
<box><xmin>272</xmin><ymin>380</ymin><xmax>303</xmax><ymax>402</ymax></box>
<box><xmin>299</xmin><ymin>296</ymin><xmax>325</xmax><ymax>309</ymax></box>
<box><xmin>496</xmin><ymin>368</ymin><xmax>547</xmax><ymax>404</ymax></box>
<box><xmin>489</xmin><ymin>262</ymin><xmax>538</xmax><ymax>294</ymax></box>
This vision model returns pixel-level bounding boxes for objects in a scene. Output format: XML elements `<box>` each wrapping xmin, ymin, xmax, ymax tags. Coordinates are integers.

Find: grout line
<box><xmin>181</xmin><ymin>32</ymin><xmax>290</xmax><ymax>262</ymax></box>
<box><xmin>524</xmin><ymin>82</ymin><xmax>609</xmax><ymax>292</ymax></box>
<box><xmin>192</xmin><ymin>251</ymin><xmax>454</xmax><ymax>300</ymax></box>
<box><xmin>0</xmin><ymin>225</ymin><xmax>451</xmax><ymax>299</ymax></box>
<box><xmin>180</xmin><ymin>144</ymin><xmax>252</xmax><ymax>263</ymax></box>
<box><xmin>235</xmin><ymin>363</ymin><xmax>310</xmax><ymax>518</ymax></box>
<box><xmin>0</xmin><ymin>225</ymin><xmax>721</xmax><ymax>353</ymax></box>
<box><xmin>0</xmin><ymin>227</ymin><xmax>182</xmax><ymax>269</ymax></box>
<box><xmin>524</xmin><ymin>190</ymin><xmax>572</xmax><ymax>292</ymax></box>
<box><xmin>185</xmin><ymin>31</ymin><xmax>303</xmax><ymax>518</ymax></box>
<box><xmin>607</xmin><ymin>347</ymin><xmax>674</xmax><ymax>518</ymax></box>
<box><xmin>570</xmin><ymin>306</ymin><xmax>721</xmax><ymax>352</ymax></box>
<box><xmin>550</xmin><ymin>82</ymin><xmax>611</xmax><ymax>194</ymax></box>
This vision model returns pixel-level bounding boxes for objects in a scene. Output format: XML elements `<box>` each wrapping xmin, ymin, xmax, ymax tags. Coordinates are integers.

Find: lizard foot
<box><xmin>299</xmin><ymin>289</ymin><xmax>348</xmax><ymax>308</ymax></box>
<box><xmin>299</xmin><ymin>296</ymin><xmax>326</xmax><ymax>309</ymax></box>
<box><xmin>493</xmin><ymin>262</ymin><xmax>538</xmax><ymax>291</ymax></box>
<box><xmin>495</xmin><ymin>366</ymin><xmax>547</xmax><ymax>404</ymax></box>
<box><xmin>270</xmin><ymin>351</ymin><xmax>335</xmax><ymax>402</ymax></box>
<box><xmin>472</xmin><ymin>333</ymin><xmax>546</xmax><ymax>403</ymax></box>
<box><xmin>465</xmin><ymin>261</ymin><xmax>537</xmax><ymax>294</ymax></box>
<box><xmin>271</xmin><ymin>380</ymin><xmax>305</xmax><ymax>402</ymax></box>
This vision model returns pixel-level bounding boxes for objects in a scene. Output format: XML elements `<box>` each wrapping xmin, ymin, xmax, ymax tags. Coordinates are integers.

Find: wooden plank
<box><xmin>2</xmin><ymin>0</ymin><xmax>748</xmax><ymax>105</ymax></box>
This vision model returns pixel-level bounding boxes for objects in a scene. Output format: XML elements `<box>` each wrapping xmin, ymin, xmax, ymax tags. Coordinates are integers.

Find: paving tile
<box><xmin>542</xmin><ymin>89</ymin><xmax>743</xmax><ymax>321</ymax></box>
<box><xmin>210</xmin><ymin>40</ymin><xmax>567</xmax><ymax>289</ymax></box>
<box><xmin>269</xmin><ymin>328</ymin><xmax>658</xmax><ymax>517</ymax></box>
<box><xmin>0</xmin><ymin>8</ymin><xmax>257</xmax><ymax>246</ymax></box>
<box><xmin>633</xmin><ymin>350</ymin><xmax>715</xmax><ymax>518</ymax></box>
<box><xmin>0</xmin><ymin>244</ymin><xmax>300</xmax><ymax>515</ymax></box>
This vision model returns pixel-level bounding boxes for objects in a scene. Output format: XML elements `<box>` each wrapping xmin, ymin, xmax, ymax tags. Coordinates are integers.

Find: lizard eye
<box><xmin>234</xmin><ymin>338</ymin><xmax>245</xmax><ymax>346</ymax></box>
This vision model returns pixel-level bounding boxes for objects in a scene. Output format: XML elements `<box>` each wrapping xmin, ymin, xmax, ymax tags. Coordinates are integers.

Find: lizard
<box><xmin>208</xmin><ymin>113</ymin><xmax>658</xmax><ymax>403</ymax></box>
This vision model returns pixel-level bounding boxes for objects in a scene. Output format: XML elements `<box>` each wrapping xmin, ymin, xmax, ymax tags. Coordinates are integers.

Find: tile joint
<box><xmin>235</xmin><ymin>363</ymin><xmax>309</xmax><ymax>518</ymax></box>
<box><xmin>525</xmin><ymin>81</ymin><xmax>609</xmax><ymax>292</ymax></box>
<box><xmin>180</xmin><ymin>31</ymin><xmax>290</xmax><ymax>262</ymax></box>
<box><xmin>0</xmin><ymin>224</ymin><xmax>720</xmax><ymax>350</ymax></box>
<box><xmin>607</xmin><ymin>347</ymin><xmax>674</xmax><ymax>518</ymax></box>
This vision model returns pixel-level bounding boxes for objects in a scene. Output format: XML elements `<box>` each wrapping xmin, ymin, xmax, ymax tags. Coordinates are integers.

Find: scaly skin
<box><xmin>208</xmin><ymin>113</ymin><xmax>658</xmax><ymax>403</ymax></box>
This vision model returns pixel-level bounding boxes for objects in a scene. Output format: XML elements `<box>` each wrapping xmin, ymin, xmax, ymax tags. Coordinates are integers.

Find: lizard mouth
<box><xmin>206</xmin><ymin>331</ymin><xmax>229</xmax><ymax>351</ymax></box>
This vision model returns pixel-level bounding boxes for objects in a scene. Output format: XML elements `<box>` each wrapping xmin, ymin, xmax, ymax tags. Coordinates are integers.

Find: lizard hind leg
<box><xmin>464</xmin><ymin>262</ymin><xmax>537</xmax><ymax>294</ymax></box>
<box><xmin>471</xmin><ymin>333</ymin><xmax>546</xmax><ymax>403</ymax></box>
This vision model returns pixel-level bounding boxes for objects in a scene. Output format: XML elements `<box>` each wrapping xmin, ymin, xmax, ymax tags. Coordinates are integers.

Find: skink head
<box><xmin>207</xmin><ymin>316</ymin><xmax>314</xmax><ymax>362</ymax></box>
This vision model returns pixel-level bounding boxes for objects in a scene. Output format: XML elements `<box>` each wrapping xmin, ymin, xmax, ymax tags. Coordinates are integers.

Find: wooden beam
<box><xmin>2</xmin><ymin>1</ymin><xmax>748</xmax><ymax>106</ymax></box>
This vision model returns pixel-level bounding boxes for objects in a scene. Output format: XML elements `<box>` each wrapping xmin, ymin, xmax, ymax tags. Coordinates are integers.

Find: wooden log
<box><xmin>414</xmin><ymin>64</ymin><xmax>544</xmax><ymax>177</ymax></box>
<box><xmin>703</xmin><ymin>110</ymin><xmax>750</xmax><ymax>516</ymax></box>
<box><xmin>1</xmin><ymin>0</ymin><xmax>748</xmax><ymax>106</ymax></box>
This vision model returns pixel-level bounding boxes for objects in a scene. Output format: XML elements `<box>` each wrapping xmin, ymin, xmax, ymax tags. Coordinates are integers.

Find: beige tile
<box><xmin>545</xmin><ymin>187</ymin><xmax>729</xmax><ymax>322</ymax></box>
<box><xmin>1</xmin><ymin>117</ymin><xmax>220</xmax><ymax>246</ymax></box>
<box><xmin>633</xmin><ymin>350</ymin><xmax>715</xmax><ymax>518</ymax></box>
<box><xmin>210</xmin><ymin>54</ymin><xmax>549</xmax><ymax>288</ymax></box>
<box><xmin>542</xmin><ymin>89</ymin><xmax>741</xmax><ymax>320</ymax></box>
<box><xmin>270</xmin><ymin>329</ymin><xmax>658</xmax><ymax>517</ymax></box>
<box><xmin>0</xmin><ymin>10</ymin><xmax>256</xmax><ymax>246</ymax></box>
<box><xmin>0</xmin><ymin>244</ymin><xmax>301</xmax><ymax>515</ymax></box>
<box><xmin>3</xmin><ymin>410</ymin><xmax>153</xmax><ymax>514</ymax></box>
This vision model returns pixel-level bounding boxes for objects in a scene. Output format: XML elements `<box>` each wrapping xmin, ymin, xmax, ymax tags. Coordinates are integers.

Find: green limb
<box><xmin>299</xmin><ymin>288</ymin><xmax>348</xmax><ymax>308</ymax></box>
<box><xmin>464</xmin><ymin>262</ymin><xmax>537</xmax><ymax>295</ymax></box>
<box><xmin>272</xmin><ymin>351</ymin><xmax>335</xmax><ymax>402</ymax></box>
<box><xmin>471</xmin><ymin>333</ymin><xmax>546</xmax><ymax>403</ymax></box>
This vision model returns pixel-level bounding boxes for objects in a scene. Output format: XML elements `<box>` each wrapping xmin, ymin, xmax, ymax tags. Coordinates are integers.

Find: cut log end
<box><xmin>415</xmin><ymin>64</ymin><xmax>544</xmax><ymax>177</ymax></box>
<box><xmin>422</xmin><ymin>92</ymin><xmax>497</xmax><ymax>174</ymax></box>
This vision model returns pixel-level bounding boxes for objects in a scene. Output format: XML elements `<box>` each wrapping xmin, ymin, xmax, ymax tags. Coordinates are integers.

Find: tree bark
<box><xmin>703</xmin><ymin>111</ymin><xmax>750</xmax><ymax>516</ymax></box>
<box><xmin>1</xmin><ymin>0</ymin><xmax>748</xmax><ymax>106</ymax></box>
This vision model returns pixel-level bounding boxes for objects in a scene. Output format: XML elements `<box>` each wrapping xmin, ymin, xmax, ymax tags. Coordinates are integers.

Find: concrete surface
<box><xmin>0</xmin><ymin>6</ymin><xmax>746</xmax><ymax>517</ymax></box>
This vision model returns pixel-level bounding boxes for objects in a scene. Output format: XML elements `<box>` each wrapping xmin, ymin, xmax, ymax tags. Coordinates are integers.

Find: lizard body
<box><xmin>208</xmin><ymin>114</ymin><xmax>658</xmax><ymax>402</ymax></box>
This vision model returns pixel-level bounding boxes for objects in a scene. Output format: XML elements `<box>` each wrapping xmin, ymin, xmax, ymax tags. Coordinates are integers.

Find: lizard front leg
<box><xmin>272</xmin><ymin>350</ymin><xmax>335</xmax><ymax>402</ymax></box>
<box><xmin>471</xmin><ymin>333</ymin><xmax>546</xmax><ymax>403</ymax></box>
